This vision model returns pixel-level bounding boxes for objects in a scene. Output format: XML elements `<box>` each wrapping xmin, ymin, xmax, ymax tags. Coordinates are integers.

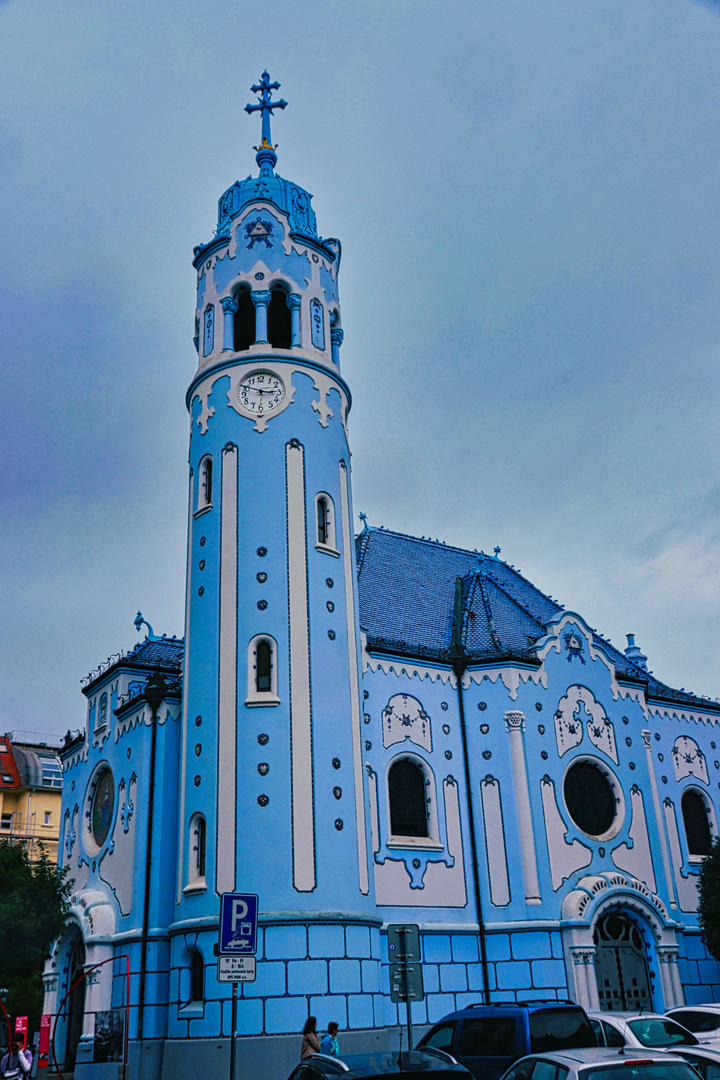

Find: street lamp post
<box><xmin>136</xmin><ymin>671</ymin><xmax>167</xmax><ymax>1046</ymax></box>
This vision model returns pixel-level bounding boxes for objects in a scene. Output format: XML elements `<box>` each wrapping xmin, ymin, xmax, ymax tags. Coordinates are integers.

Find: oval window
<box><xmin>564</xmin><ymin>760</ymin><xmax>616</xmax><ymax>837</ymax></box>
<box><xmin>91</xmin><ymin>769</ymin><xmax>115</xmax><ymax>848</ymax></box>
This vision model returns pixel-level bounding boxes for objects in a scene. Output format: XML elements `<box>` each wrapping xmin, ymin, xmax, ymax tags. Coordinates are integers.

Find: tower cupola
<box><xmin>191</xmin><ymin>72</ymin><xmax>342</xmax><ymax>372</ymax></box>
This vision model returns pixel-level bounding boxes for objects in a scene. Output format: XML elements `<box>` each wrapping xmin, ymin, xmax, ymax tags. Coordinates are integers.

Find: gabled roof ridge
<box><xmin>475</xmin><ymin>571</ymin><xmax>504</xmax><ymax>654</ymax></box>
<box><xmin>355</xmin><ymin>524</ymin><xmax>486</xmax><ymax>561</ymax></box>
<box><xmin>478</xmin><ymin>570</ymin><xmax>549</xmax><ymax>631</ymax></box>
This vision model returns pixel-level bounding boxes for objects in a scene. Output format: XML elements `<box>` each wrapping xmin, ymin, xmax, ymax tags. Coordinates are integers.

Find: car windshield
<box><xmin>582</xmin><ymin>1064</ymin><xmax>699</xmax><ymax>1080</ymax></box>
<box><xmin>529</xmin><ymin>1010</ymin><xmax>597</xmax><ymax>1052</ymax></box>
<box><xmin>627</xmin><ymin>1020</ymin><xmax>699</xmax><ymax>1048</ymax></box>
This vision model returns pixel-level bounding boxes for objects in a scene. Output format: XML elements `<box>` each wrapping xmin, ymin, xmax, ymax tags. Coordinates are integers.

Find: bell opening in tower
<box><xmin>267</xmin><ymin>287</ymin><xmax>291</xmax><ymax>348</ymax></box>
<box><xmin>234</xmin><ymin>289</ymin><xmax>255</xmax><ymax>351</ymax></box>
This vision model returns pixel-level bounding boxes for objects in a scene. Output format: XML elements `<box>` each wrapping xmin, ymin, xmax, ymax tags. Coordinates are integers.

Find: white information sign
<box><xmin>217</xmin><ymin>956</ymin><xmax>257</xmax><ymax>983</ymax></box>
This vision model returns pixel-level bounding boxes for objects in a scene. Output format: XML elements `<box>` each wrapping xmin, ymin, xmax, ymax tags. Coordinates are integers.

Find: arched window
<box><xmin>189</xmin><ymin>813</ymin><xmax>206</xmax><ymax>884</ymax></box>
<box><xmin>246</xmin><ymin>635</ymin><xmax>279</xmax><ymax>706</ymax></box>
<box><xmin>197</xmin><ymin>456</ymin><xmax>213</xmax><ymax>513</ymax></box>
<box><xmin>97</xmin><ymin>694</ymin><xmax>108</xmax><ymax>729</ymax></box>
<box><xmin>388</xmin><ymin>758</ymin><xmax>429</xmax><ymax>838</ymax></box>
<box><xmin>267</xmin><ymin>288</ymin><xmax>292</xmax><ymax>349</ymax></box>
<box><xmin>317</xmin><ymin>497</ymin><xmax>329</xmax><ymax>545</ymax></box>
<box><xmin>682</xmin><ymin>789</ymin><xmax>713</xmax><ymax>857</ymax></box>
<box><xmin>234</xmin><ymin>290</ymin><xmax>255</xmax><ymax>351</ymax></box>
<box><xmin>190</xmin><ymin>952</ymin><xmax>204</xmax><ymax>1002</ymax></box>
<box><xmin>256</xmin><ymin>641</ymin><xmax>272</xmax><ymax>693</ymax></box>
<box><xmin>315</xmin><ymin>494</ymin><xmax>337</xmax><ymax>552</ymax></box>
<box><xmin>202</xmin><ymin>304</ymin><xmax>214</xmax><ymax>356</ymax></box>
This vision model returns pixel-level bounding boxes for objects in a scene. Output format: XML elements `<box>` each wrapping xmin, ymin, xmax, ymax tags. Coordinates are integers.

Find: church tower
<box><xmin>170</xmin><ymin>73</ymin><xmax>382</xmax><ymax>1060</ymax></box>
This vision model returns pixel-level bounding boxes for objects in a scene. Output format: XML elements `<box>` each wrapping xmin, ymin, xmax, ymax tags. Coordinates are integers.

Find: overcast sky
<box><xmin>2</xmin><ymin>0</ymin><xmax>720</xmax><ymax>735</ymax></box>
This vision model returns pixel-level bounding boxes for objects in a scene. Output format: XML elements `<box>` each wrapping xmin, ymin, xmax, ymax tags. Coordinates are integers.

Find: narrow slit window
<box><xmin>190</xmin><ymin>952</ymin><xmax>204</xmax><ymax>1002</ymax></box>
<box><xmin>197</xmin><ymin>456</ymin><xmax>213</xmax><ymax>512</ymax></box>
<box><xmin>190</xmin><ymin>813</ymin><xmax>206</xmax><ymax>880</ymax></box>
<box><xmin>317</xmin><ymin>497</ymin><xmax>329</xmax><ymax>546</ymax></box>
<box><xmin>256</xmin><ymin>641</ymin><xmax>272</xmax><ymax>693</ymax></box>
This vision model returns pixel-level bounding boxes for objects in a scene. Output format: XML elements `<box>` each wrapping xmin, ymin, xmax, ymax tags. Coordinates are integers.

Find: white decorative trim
<box><xmin>642</xmin><ymin>729</ymin><xmax>678</xmax><ymax>908</ymax></box>
<box><xmin>504</xmin><ymin>710</ymin><xmax>541</xmax><ymax>903</ymax></box>
<box><xmin>339</xmin><ymin>460</ymin><xmax>370</xmax><ymax>896</ymax></box>
<box><xmin>177</xmin><ymin>468</ymin><xmax>194</xmax><ymax>903</ymax></box>
<box><xmin>216</xmin><ymin>445</ymin><xmax>238</xmax><ymax>894</ymax></box>
<box><xmin>364</xmin><ymin>652</ymin><xmax>457</xmax><ymax>685</ymax></box>
<box><xmin>480</xmin><ymin>776</ymin><xmax>511</xmax><ymax>906</ymax></box>
<box><xmin>286</xmin><ymin>441</ymin><xmax>315</xmax><ymax>892</ymax></box>
<box><xmin>191</xmin><ymin>361</ymin><xmax>349</xmax><ymax>437</ymax></box>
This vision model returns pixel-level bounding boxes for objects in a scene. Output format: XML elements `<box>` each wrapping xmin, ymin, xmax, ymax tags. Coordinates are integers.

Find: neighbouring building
<box><xmin>43</xmin><ymin>74</ymin><xmax>720</xmax><ymax>1080</ymax></box>
<box><xmin>0</xmin><ymin>730</ymin><xmax>63</xmax><ymax>862</ymax></box>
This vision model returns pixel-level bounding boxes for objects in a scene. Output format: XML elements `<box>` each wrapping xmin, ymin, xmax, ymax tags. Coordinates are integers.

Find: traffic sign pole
<box><xmin>230</xmin><ymin>982</ymin><xmax>238</xmax><ymax>1080</ymax></box>
<box><xmin>402</xmin><ymin>927</ymin><xmax>413</xmax><ymax>1055</ymax></box>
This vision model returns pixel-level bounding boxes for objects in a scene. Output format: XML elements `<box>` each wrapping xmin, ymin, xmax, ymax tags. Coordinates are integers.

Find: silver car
<box><xmin>667</xmin><ymin>1010</ymin><xmax>720</xmax><ymax>1052</ymax></box>
<box><xmin>500</xmin><ymin>1047</ymin><xmax>701</xmax><ymax>1080</ymax></box>
<box><xmin>586</xmin><ymin>1013</ymin><xmax>699</xmax><ymax>1051</ymax></box>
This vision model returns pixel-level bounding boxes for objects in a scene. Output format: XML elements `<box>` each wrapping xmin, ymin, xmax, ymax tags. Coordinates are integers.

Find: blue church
<box><xmin>44</xmin><ymin>73</ymin><xmax>720</xmax><ymax>1080</ymax></box>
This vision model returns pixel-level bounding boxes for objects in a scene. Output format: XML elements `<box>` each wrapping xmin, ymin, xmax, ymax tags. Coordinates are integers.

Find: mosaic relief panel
<box><xmin>672</xmin><ymin>736</ymin><xmax>709</xmax><ymax>784</ymax></box>
<box><xmin>382</xmin><ymin>693</ymin><xmax>432</xmax><ymax>752</ymax></box>
<box><xmin>554</xmin><ymin>685</ymin><xmax>617</xmax><ymax>763</ymax></box>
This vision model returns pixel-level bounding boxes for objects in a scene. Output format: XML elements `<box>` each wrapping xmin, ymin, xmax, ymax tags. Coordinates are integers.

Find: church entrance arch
<box><xmin>594</xmin><ymin>909</ymin><xmax>652</xmax><ymax>1012</ymax></box>
<box><xmin>64</xmin><ymin>937</ymin><xmax>86</xmax><ymax>1070</ymax></box>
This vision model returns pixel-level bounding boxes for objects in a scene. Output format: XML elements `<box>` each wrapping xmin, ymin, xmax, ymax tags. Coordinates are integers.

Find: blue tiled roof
<box><xmin>82</xmin><ymin>636</ymin><xmax>184</xmax><ymax>692</ymax></box>
<box><xmin>356</xmin><ymin>526</ymin><xmax>719</xmax><ymax>712</ymax></box>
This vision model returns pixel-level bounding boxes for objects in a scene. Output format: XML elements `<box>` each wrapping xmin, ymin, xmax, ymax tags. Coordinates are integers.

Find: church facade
<box><xmin>44</xmin><ymin>74</ymin><xmax>720</xmax><ymax>1080</ymax></box>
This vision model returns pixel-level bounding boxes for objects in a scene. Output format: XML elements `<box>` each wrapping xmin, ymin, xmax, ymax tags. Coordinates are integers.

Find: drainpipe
<box><xmin>452</xmin><ymin>577</ymin><xmax>490</xmax><ymax>1002</ymax></box>
<box><xmin>137</xmin><ymin>672</ymin><xmax>167</xmax><ymax>1044</ymax></box>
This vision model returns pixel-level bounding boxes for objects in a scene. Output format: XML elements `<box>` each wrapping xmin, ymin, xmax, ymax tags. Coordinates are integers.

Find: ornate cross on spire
<box><xmin>245</xmin><ymin>71</ymin><xmax>287</xmax><ymax>151</ymax></box>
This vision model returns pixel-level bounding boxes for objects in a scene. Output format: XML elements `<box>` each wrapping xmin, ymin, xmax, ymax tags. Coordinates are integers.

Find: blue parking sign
<box><xmin>219</xmin><ymin>893</ymin><xmax>259</xmax><ymax>955</ymax></box>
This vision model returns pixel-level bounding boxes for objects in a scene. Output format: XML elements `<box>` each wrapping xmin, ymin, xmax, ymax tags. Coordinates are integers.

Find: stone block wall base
<box><xmin>161</xmin><ymin>1027</ymin><xmax>389</xmax><ymax>1080</ymax></box>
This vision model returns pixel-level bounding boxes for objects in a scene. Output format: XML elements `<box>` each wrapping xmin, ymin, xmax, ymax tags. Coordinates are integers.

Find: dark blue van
<box><xmin>417</xmin><ymin>1001</ymin><xmax>597</xmax><ymax>1080</ymax></box>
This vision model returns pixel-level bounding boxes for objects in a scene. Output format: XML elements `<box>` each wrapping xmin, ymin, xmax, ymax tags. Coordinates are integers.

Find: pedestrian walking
<box><xmin>320</xmin><ymin>1022</ymin><xmax>340</xmax><ymax>1057</ymax></box>
<box><xmin>300</xmin><ymin>1017</ymin><xmax>321</xmax><ymax>1060</ymax></box>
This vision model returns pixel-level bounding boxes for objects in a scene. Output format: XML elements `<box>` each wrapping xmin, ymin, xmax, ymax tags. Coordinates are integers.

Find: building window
<box><xmin>1</xmin><ymin>775</ymin><xmax>12</xmax><ymax>785</ymax></box>
<box><xmin>190</xmin><ymin>952</ymin><xmax>204</xmax><ymax>1002</ymax></box>
<box><xmin>563</xmin><ymin>757</ymin><xmax>624</xmax><ymax>841</ymax></box>
<box><xmin>98</xmin><ymin>694</ymin><xmax>108</xmax><ymax>728</ymax></box>
<box><xmin>44</xmin><ymin>811</ymin><xmax>51</xmax><ymax>826</ymax></box>
<box><xmin>315</xmin><ymin>494</ymin><xmax>337</xmax><ymax>553</ymax></box>
<box><xmin>682</xmin><ymin>789</ymin><xmax>713</xmax><ymax>857</ymax></box>
<box><xmin>189</xmin><ymin>813</ymin><xmax>206</xmax><ymax>883</ymax></box>
<box><xmin>203</xmin><ymin>304</ymin><xmax>214</xmax><ymax>356</ymax></box>
<box><xmin>267</xmin><ymin>288</ymin><xmax>291</xmax><ymax>349</ymax></box>
<box><xmin>234</xmin><ymin>290</ymin><xmax>255</xmax><ymax>351</ymax></box>
<box><xmin>388</xmin><ymin>758</ymin><xmax>429</xmax><ymax>838</ymax></box>
<box><xmin>1</xmin><ymin>814</ymin><xmax>12</xmax><ymax>829</ymax></box>
<box><xmin>196</xmin><ymin>456</ymin><xmax>213</xmax><ymax>513</ymax></box>
<box><xmin>246</xmin><ymin>635</ymin><xmax>279</xmax><ymax>707</ymax></box>
<box><xmin>256</xmin><ymin>641</ymin><xmax>272</xmax><ymax>693</ymax></box>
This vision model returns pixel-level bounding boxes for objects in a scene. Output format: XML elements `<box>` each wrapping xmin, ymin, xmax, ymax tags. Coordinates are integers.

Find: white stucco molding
<box><xmin>67</xmin><ymin>888</ymin><xmax>118</xmax><ymax>944</ymax></box>
<box><xmin>530</xmin><ymin>611</ymin><xmax>648</xmax><ymax>713</ymax></box>
<box><xmin>560</xmin><ymin>872</ymin><xmax>676</xmax><ymax>937</ymax></box>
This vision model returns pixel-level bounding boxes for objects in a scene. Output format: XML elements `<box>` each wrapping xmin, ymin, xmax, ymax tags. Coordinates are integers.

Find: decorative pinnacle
<box><xmin>245</xmin><ymin>71</ymin><xmax>287</xmax><ymax>156</ymax></box>
<box><xmin>134</xmin><ymin>611</ymin><xmax>158</xmax><ymax>641</ymax></box>
<box><xmin>493</xmin><ymin>546</ymin><xmax>502</xmax><ymax>558</ymax></box>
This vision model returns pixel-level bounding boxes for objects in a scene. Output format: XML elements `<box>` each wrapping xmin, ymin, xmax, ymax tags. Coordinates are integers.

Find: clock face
<box><xmin>237</xmin><ymin>371</ymin><xmax>285</xmax><ymax>417</ymax></box>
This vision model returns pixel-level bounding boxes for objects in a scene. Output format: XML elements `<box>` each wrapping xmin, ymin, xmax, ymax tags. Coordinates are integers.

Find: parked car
<box><xmin>285</xmin><ymin>1048</ymin><xmax>473</xmax><ymax>1079</ymax></box>
<box><xmin>586</xmin><ymin>1013</ymin><xmax>699</xmax><ymax>1052</ymax></box>
<box><xmin>416</xmin><ymin>1001</ymin><xmax>597</xmax><ymax>1080</ymax></box>
<box><xmin>499</xmin><ymin>1048</ymin><xmax>701</xmax><ymax>1080</ymax></box>
<box><xmin>667</xmin><ymin>1010</ymin><xmax>720</xmax><ymax>1050</ymax></box>
<box><xmin>662</xmin><ymin>1046</ymin><xmax>720</xmax><ymax>1080</ymax></box>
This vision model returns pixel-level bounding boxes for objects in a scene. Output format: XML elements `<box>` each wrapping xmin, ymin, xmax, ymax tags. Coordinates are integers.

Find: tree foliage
<box><xmin>0</xmin><ymin>841</ymin><xmax>72</xmax><ymax>1026</ymax></box>
<box><xmin>698</xmin><ymin>836</ymin><xmax>720</xmax><ymax>962</ymax></box>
